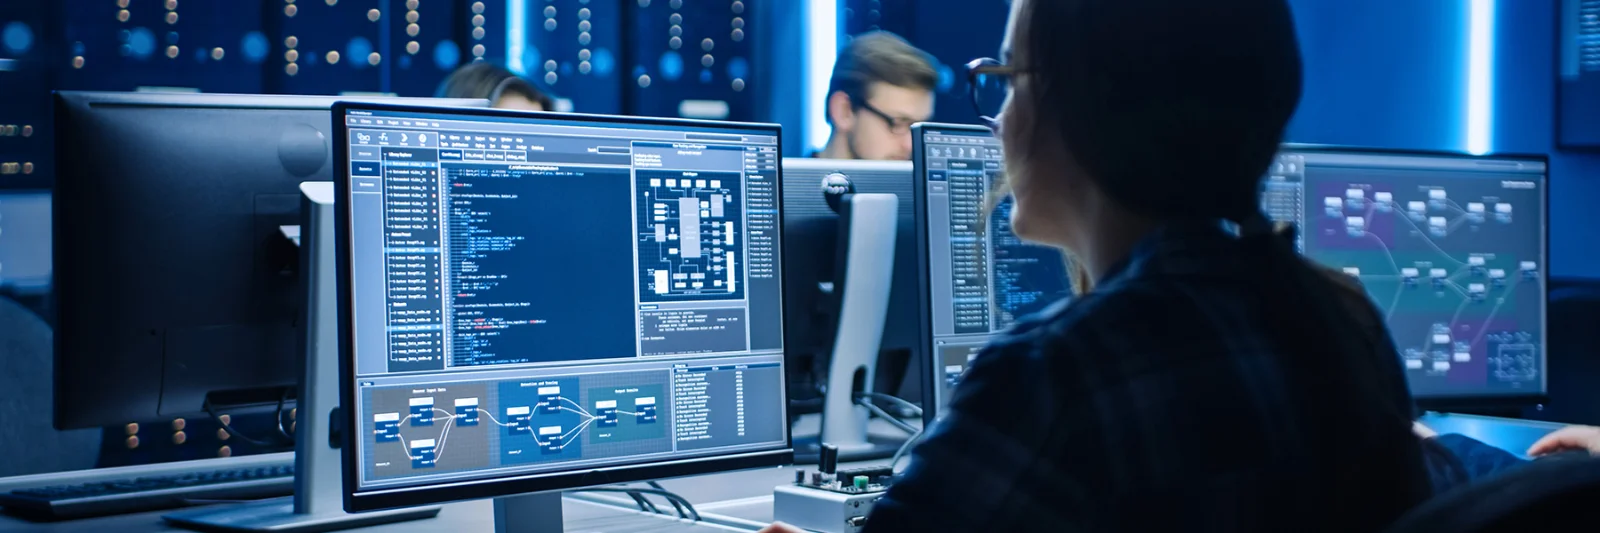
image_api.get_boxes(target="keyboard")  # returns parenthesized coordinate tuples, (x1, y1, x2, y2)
(0, 453, 294, 521)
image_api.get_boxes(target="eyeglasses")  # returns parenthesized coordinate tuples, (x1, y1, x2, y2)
(850, 97, 917, 135)
(966, 57, 1018, 133)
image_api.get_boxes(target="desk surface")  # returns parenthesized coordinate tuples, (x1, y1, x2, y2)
(1417, 412, 1564, 459)
(0, 497, 740, 533)
(0, 414, 1561, 532)
(0, 415, 909, 533)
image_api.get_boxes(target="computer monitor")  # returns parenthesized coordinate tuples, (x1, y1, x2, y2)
(1266, 146, 1549, 403)
(333, 103, 790, 512)
(779, 159, 921, 410)
(911, 123, 1073, 422)
(51, 92, 485, 430)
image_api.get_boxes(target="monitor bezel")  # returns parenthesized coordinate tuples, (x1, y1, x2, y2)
(332, 101, 793, 513)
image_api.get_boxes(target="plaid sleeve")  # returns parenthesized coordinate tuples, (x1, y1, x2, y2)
(864, 335, 1093, 533)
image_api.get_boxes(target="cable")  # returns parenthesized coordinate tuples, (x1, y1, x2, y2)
(627, 492, 661, 515)
(647, 481, 687, 519)
(579, 486, 697, 518)
(203, 389, 293, 448)
(273, 387, 295, 443)
(568, 487, 700, 521)
(855, 397, 919, 435)
(568, 488, 666, 518)
(890, 428, 924, 473)
(858, 392, 922, 417)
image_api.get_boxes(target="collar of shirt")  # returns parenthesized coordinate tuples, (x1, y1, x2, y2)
(1094, 221, 1246, 287)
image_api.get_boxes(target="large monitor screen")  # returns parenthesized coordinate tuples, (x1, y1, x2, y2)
(913, 124, 1072, 417)
(1265, 147, 1548, 399)
(336, 104, 789, 505)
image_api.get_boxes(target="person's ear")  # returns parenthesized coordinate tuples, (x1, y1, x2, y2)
(827, 91, 856, 131)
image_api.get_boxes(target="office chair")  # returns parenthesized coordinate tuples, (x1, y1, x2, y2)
(1384, 453, 1600, 533)
(1524, 277, 1600, 425)
(0, 296, 100, 477)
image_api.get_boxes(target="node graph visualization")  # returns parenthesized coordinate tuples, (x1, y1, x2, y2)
(359, 370, 678, 481)
(496, 370, 673, 466)
(635, 168, 747, 302)
(1294, 163, 1545, 397)
(364, 382, 493, 481)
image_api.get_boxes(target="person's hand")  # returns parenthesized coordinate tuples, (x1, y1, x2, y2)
(1527, 425, 1600, 457)
(758, 522, 808, 533)
(1412, 421, 1438, 440)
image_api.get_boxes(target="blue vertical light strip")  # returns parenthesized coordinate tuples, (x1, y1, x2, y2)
(805, 0, 839, 153)
(1466, 0, 1494, 155)
(507, 0, 527, 75)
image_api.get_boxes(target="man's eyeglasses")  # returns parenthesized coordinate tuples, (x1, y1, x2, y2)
(850, 97, 917, 135)
(966, 57, 1017, 133)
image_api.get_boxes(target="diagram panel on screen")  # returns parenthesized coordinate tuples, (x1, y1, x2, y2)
(1263, 149, 1547, 398)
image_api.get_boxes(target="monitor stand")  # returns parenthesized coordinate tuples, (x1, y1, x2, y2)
(161, 182, 440, 532)
(793, 193, 904, 464)
(492, 493, 564, 533)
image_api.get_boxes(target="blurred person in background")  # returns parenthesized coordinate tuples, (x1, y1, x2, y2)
(436, 61, 555, 111)
(815, 31, 937, 161)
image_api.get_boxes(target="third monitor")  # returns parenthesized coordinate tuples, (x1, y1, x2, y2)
(913, 125, 1549, 420)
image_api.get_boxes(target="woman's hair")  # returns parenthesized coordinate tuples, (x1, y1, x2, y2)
(999, 1, 1391, 380)
(435, 62, 554, 109)
(1017, 0, 1303, 225)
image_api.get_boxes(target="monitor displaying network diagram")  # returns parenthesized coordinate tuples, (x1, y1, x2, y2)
(914, 124, 1073, 415)
(338, 105, 789, 495)
(1264, 148, 1548, 398)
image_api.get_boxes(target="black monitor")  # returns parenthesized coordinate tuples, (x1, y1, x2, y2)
(911, 123, 1073, 422)
(779, 159, 921, 412)
(51, 92, 484, 430)
(333, 103, 790, 512)
(1267, 146, 1549, 404)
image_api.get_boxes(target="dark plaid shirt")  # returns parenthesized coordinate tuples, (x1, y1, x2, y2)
(868, 224, 1432, 532)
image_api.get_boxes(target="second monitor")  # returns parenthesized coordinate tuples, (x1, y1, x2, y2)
(1266, 146, 1548, 403)
(780, 158, 922, 415)
(912, 123, 1073, 421)
(912, 126, 1550, 419)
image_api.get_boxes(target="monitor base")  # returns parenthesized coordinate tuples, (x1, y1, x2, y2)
(161, 497, 439, 533)
(791, 434, 904, 465)
(493, 492, 563, 533)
